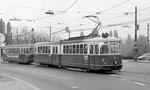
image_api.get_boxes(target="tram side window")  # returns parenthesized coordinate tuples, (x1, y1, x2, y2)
(40, 46, 44, 53)
(45, 46, 48, 53)
(43, 46, 46, 54)
(56, 47, 58, 54)
(66, 45, 69, 54)
(84, 44, 88, 54)
(14, 48, 16, 53)
(26, 48, 30, 54)
(38, 46, 43, 53)
(63, 45, 65, 54)
(30, 48, 34, 54)
(10, 48, 12, 53)
(23, 48, 25, 54)
(73, 45, 76, 54)
(76, 45, 79, 54)
(100, 45, 109, 54)
(80, 44, 83, 54)
(95, 44, 99, 54)
(38, 47, 40, 53)
(90, 45, 94, 54)
(48, 46, 51, 54)
(21, 48, 23, 54)
(15, 48, 20, 54)
(52, 47, 55, 54)
(69, 45, 72, 54)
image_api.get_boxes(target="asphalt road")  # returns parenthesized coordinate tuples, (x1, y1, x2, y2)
(0, 60, 150, 90)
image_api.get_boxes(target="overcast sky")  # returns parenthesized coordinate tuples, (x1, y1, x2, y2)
(0, 0, 150, 39)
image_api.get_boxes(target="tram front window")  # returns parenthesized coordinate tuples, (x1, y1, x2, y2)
(100, 45, 109, 54)
(110, 42, 119, 53)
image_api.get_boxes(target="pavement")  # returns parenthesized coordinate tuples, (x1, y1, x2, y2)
(0, 74, 34, 90)
(0, 59, 34, 90)
(0, 59, 150, 90)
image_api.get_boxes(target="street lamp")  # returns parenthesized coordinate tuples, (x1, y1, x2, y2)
(9, 17, 22, 21)
(65, 26, 70, 39)
(45, 10, 54, 14)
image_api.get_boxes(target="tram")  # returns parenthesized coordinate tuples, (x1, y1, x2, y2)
(34, 36, 122, 71)
(3, 44, 34, 64)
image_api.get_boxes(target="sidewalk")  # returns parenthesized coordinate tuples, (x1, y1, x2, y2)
(127, 59, 150, 63)
(0, 58, 34, 90)
(0, 74, 34, 90)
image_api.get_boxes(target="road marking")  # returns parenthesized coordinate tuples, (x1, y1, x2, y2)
(3, 67, 68, 80)
(110, 74, 117, 77)
(133, 82, 145, 86)
(122, 78, 128, 81)
(72, 86, 79, 89)
(1, 73, 41, 90)
(41, 74, 68, 80)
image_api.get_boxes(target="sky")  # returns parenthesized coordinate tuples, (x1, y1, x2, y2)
(0, 0, 150, 39)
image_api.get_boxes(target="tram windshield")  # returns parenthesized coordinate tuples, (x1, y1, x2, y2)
(110, 42, 120, 54)
(100, 41, 120, 54)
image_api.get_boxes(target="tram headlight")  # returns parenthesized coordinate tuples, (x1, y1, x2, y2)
(113, 61, 117, 65)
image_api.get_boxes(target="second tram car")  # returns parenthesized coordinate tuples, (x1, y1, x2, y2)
(34, 42, 61, 66)
(3, 44, 34, 64)
(34, 36, 122, 71)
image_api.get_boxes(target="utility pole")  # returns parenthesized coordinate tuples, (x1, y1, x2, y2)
(49, 26, 51, 42)
(31, 28, 34, 43)
(134, 6, 138, 61)
(135, 6, 138, 42)
(147, 23, 149, 53)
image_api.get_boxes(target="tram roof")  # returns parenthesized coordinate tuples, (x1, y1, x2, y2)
(5, 44, 34, 48)
(34, 41, 60, 46)
(62, 37, 121, 44)
(34, 37, 120, 45)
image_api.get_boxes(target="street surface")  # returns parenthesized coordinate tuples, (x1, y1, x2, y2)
(0, 60, 150, 90)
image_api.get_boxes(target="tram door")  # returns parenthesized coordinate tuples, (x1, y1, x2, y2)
(52, 46, 56, 65)
(89, 44, 95, 69)
(52, 46, 59, 65)
(88, 44, 99, 70)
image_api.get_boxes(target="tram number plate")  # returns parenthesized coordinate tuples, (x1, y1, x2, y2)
(84, 55, 88, 63)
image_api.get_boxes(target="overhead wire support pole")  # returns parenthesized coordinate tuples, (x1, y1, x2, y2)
(49, 26, 51, 42)
(135, 6, 138, 42)
(147, 23, 149, 53)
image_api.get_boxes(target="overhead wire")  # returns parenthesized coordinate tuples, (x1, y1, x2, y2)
(64, 0, 78, 13)
(3, 0, 150, 36)
(34, 0, 78, 21)
(92, 0, 130, 16)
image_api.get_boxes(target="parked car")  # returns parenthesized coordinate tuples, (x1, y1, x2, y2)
(138, 53, 150, 60)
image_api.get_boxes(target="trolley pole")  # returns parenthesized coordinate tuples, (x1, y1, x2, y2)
(147, 23, 150, 53)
